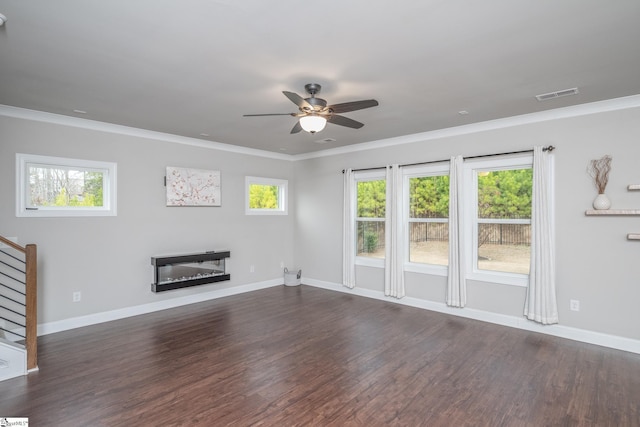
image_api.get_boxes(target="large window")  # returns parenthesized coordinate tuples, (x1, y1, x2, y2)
(16, 153, 117, 217)
(344, 153, 542, 288)
(355, 171, 386, 260)
(245, 176, 288, 215)
(404, 164, 450, 270)
(465, 155, 533, 285)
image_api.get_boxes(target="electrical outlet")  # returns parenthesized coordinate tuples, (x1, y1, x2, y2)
(570, 299, 580, 312)
(73, 291, 81, 303)
(250, 265, 255, 273)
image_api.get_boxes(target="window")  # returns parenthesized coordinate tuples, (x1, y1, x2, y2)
(404, 164, 450, 270)
(16, 153, 117, 217)
(465, 155, 533, 285)
(355, 171, 386, 261)
(245, 176, 288, 215)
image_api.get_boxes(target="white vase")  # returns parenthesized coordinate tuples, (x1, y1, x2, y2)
(593, 193, 611, 210)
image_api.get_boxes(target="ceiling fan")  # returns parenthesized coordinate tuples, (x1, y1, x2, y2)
(243, 83, 379, 134)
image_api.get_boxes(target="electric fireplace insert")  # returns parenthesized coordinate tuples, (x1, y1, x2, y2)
(151, 250, 230, 292)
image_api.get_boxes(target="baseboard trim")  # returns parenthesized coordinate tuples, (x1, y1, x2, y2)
(36, 277, 640, 355)
(0, 339, 27, 381)
(304, 278, 640, 355)
(38, 279, 283, 336)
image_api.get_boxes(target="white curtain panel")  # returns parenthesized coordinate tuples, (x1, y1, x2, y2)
(384, 166, 392, 294)
(447, 155, 466, 307)
(385, 165, 405, 298)
(342, 168, 356, 289)
(524, 147, 558, 324)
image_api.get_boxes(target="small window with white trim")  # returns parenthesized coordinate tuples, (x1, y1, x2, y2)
(245, 176, 288, 215)
(16, 153, 117, 217)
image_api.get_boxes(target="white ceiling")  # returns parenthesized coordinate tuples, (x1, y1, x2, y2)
(1, 1, 639, 156)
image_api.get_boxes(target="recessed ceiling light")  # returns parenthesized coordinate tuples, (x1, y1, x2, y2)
(458, 110, 469, 115)
(0, 13, 7, 26)
(73, 109, 87, 114)
(315, 137, 336, 144)
(199, 133, 210, 137)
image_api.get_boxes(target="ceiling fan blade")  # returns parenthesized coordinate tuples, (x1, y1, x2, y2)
(243, 113, 295, 117)
(327, 99, 379, 114)
(327, 114, 364, 129)
(283, 91, 313, 110)
(290, 121, 303, 134)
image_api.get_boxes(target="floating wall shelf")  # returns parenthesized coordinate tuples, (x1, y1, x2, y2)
(585, 209, 640, 216)
(585, 185, 640, 239)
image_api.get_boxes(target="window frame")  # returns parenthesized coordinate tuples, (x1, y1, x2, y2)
(16, 153, 117, 218)
(244, 176, 288, 215)
(354, 170, 386, 268)
(463, 154, 533, 287)
(403, 163, 450, 276)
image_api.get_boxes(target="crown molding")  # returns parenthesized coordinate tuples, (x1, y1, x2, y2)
(0, 104, 292, 161)
(293, 94, 640, 160)
(3, 94, 639, 162)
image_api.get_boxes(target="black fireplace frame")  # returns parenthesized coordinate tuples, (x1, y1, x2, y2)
(151, 250, 231, 292)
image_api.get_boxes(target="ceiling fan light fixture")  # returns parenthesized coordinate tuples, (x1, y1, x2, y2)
(299, 115, 327, 133)
(244, 84, 378, 134)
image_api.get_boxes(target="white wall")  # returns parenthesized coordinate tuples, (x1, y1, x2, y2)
(2, 99, 640, 346)
(294, 100, 640, 342)
(0, 113, 295, 324)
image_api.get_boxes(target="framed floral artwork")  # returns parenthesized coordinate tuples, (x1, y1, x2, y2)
(166, 167, 221, 206)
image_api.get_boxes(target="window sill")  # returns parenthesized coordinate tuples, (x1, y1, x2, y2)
(466, 271, 528, 287)
(404, 263, 448, 276)
(245, 210, 288, 216)
(355, 257, 384, 268)
(17, 208, 117, 218)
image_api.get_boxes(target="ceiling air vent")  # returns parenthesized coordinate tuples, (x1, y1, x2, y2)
(536, 87, 579, 101)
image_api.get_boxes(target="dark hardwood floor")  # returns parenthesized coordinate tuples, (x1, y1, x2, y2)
(1, 285, 639, 426)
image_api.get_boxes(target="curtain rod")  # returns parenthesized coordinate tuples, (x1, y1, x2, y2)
(342, 145, 555, 173)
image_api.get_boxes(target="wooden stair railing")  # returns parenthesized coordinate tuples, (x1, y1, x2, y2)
(0, 235, 37, 371)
